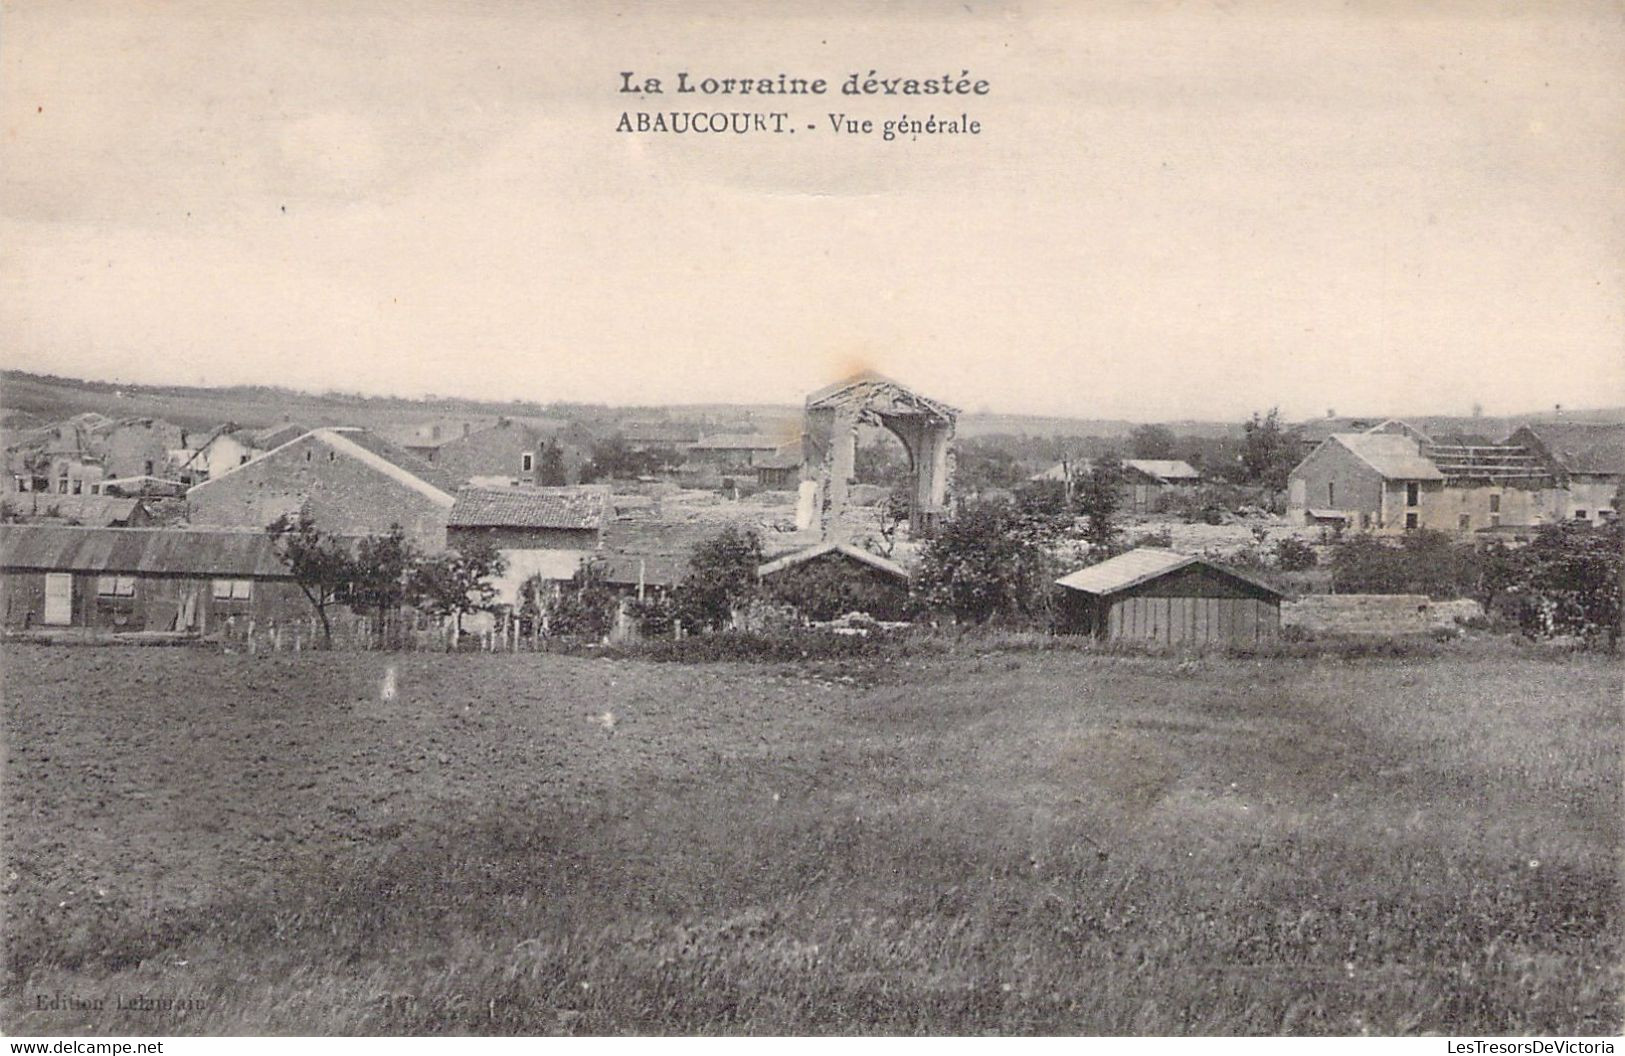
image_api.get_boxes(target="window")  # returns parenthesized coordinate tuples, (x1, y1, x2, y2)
(1488, 494, 1501, 513)
(96, 575, 136, 597)
(305, 451, 313, 462)
(212, 579, 253, 600)
(1406, 482, 1419, 506)
(1405, 512, 1419, 530)
(239, 455, 249, 465)
(328, 451, 336, 462)
(13, 476, 27, 492)
(1326, 481, 1335, 505)
(1458, 514, 1470, 530)
(57, 478, 68, 494)
(70, 479, 82, 495)
(144, 460, 155, 475)
(1574, 510, 1588, 520)
(522, 452, 535, 473)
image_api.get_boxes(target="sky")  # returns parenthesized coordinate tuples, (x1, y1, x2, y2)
(2, 0, 1622, 422)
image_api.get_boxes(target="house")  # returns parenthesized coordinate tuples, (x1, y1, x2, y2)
(445, 486, 608, 550)
(174, 425, 261, 484)
(417, 418, 586, 486)
(1287, 432, 1446, 532)
(100, 418, 188, 481)
(756, 541, 912, 621)
(446, 486, 610, 620)
(186, 427, 458, 550)
(754, 444, 803, 489)
(5, 420, 105, 495)
(0, 524, 312, 632)
(1054, 548, 1285, 644)
(686, 433, 784, 467)
(1506, 423, 1625, 523)
(1027, 458, 1203, 513)
(1120, 460, 1203, 513)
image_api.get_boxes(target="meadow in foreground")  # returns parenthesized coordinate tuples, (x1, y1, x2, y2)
(2, 643, 1618, 1034)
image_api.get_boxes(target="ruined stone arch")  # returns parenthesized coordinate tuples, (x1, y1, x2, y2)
(800, 372, 958, 539)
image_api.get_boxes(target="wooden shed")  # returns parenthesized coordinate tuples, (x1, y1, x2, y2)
(0, 524, 312, 633)
(1054, 548, 1285, 645)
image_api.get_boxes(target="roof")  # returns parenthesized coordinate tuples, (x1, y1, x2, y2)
(1124, 459, 1202, 482)
(689, 433, 784, 452)
(323, 428, 461, 495)
(0, 525, 289, 577)
(252, 423, 306, 449)
(1305, 508, 1351, 521)
(187, 427, 458, 505)
(1054, 547, 1285, 598)
(447, 486, 609, 531)
(5, 495, 143, 526)
(1513, 423, 1625, 476)
(1326, 433, 1444, 480)
(757, 541, 910, 581)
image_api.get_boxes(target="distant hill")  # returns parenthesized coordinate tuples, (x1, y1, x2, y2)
(1, 369, 1618, 443)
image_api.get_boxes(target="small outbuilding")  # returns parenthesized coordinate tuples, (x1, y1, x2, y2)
(757, 541, 912, 621)
(1054, 548, 1285, 645)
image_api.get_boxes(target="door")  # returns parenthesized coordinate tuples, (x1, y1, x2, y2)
(43, 573, 72, 625)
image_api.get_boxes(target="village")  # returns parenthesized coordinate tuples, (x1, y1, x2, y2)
(0, 370, 1619, 650)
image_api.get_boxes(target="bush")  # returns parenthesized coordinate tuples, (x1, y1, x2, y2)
(1274, 537, 1318, 571)
(761, 558, 913, 622)
(915, 502, 1054, 625)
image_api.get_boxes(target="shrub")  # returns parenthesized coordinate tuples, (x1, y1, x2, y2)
(1274, 537, 1318, 571)
(915, 502, 1053, 625)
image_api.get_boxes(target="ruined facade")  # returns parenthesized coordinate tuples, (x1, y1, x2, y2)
(801, 373, 957, 538)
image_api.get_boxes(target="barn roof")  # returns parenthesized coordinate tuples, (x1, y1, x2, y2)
(448, 486, 609, 530)
(1055, 547, 1285, 598)
(757, 541, 910, 581)
(0, 524, 289, 577)
(1327, 433, 1444, 481)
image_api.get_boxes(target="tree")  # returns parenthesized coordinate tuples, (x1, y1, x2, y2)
(342, 524, 415, 643)
(408, 539, 507, 646)
(537, 444, 568, 486)
(548, 562, 619, 639)
(1501, 521, 1622, 647)
(1074, 456, 1125, 548)
(675, 525, 764, 632)
(914, 501, 1051, 624)
(267, 507, 351, 646)
(1129, 424, 1178, 460)
(1241, 408, 1297, 491)
(873, 485, 911, 557)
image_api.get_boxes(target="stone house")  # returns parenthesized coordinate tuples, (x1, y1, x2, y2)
(185, 427, 458, 550)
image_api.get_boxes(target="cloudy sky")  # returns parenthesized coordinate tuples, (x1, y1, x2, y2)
(2, 0, 1621, 420)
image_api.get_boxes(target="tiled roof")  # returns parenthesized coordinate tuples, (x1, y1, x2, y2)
(448, 486, 608, 530)
(6, 495, 143, 526)
(0, 524, 289, 577)
(1055, 547, 1284, 598)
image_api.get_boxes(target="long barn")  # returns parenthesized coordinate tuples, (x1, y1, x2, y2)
(1054, 548, 1285, 645)
(0, 524, 313, 633)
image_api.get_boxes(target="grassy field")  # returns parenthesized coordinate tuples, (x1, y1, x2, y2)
(2, 643, 1619, 1035)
